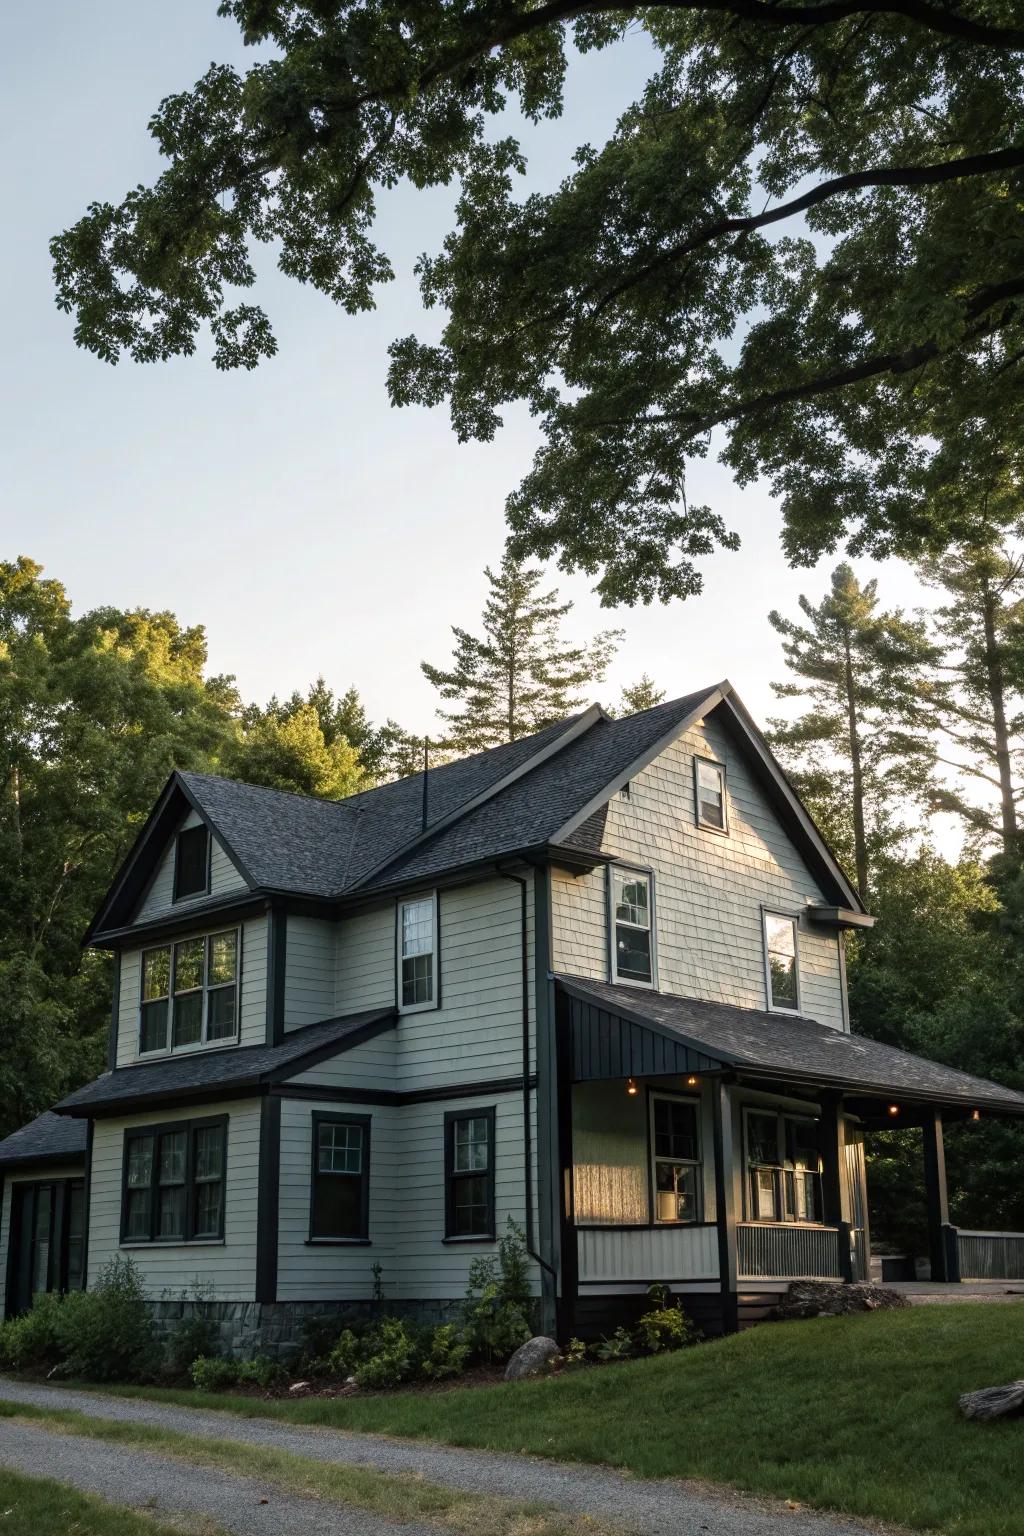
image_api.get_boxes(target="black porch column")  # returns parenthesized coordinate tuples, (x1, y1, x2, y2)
(922, 1107, 957, 1282)
(819, 1094, 853, 1282)
(712, 1077, 739, 1334)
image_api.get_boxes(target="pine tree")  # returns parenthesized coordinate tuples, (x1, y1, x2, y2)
(767, 564, 936, 904)
(421, 554, 622, 751)
(918, 530, 1024, 859)
(618, 675, 666, 716)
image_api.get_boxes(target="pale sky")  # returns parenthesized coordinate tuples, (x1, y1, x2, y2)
(3, 3, 936, 756)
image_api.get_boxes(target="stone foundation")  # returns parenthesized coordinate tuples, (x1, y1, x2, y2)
(146, 1297, 467, 1362)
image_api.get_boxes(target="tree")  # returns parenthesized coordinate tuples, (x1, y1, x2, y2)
(767, 564, 935, 902)
(617, 675, 667, 716)
(422, 553, 621, 749)
(51, 3, 1024, 604)
(918, 525, 1024, 858)
(228, 700, 367, 797)
(263, 677, 419, 784)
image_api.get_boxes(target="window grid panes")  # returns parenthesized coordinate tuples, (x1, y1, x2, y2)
(121, 1120, 226, 1244)
(612, 869, 653, 985)
(139, 930, 239, 1055)
(745, 1111, 822, 1224)
(447, 1113, 493, 1238)
(400, 897, 435, 1008)
(652, 1098, 702, 1223)
(696, 759, 726, 830)
(764, 913, 799, 1010)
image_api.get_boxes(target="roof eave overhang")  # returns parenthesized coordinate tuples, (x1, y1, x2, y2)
(0, 1149, 89, 1171)
(733, 1064, 1024, 1117)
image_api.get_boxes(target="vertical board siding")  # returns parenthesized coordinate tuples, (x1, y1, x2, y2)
(284, 916, 336, 1031)
(87, 1099, 261, 1299)
(552, 719, 846, 1030)
(115, 914, 267, 1067)
(136, 810, 246, 922)
(577, 1225, 719, 1283)
(737, 1222, 841, 1278)
(0, 1165, 86, 1321)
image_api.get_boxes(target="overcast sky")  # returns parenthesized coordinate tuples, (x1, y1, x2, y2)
(3, 2, 932, 744)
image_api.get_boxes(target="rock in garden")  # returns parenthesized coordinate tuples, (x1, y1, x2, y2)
(504, 1336, 561, 1381)
(288, 1381, 310, 1394)
(773, 1281, 909, 1320)
(959, 1382, 1024, 1421)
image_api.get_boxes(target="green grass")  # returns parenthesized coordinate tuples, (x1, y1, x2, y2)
(85, 1305, 1024, 1535)
(0, 1403, 619, 1536)
(0, 1466, 225, 1536)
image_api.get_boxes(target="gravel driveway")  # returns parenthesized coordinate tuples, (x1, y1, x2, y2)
(0, 1376, 895, 1536)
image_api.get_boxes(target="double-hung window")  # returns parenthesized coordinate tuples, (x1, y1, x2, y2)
(397, 894, 437, 1010)
(610, 867, 654, 986)
(444, 1108, 495, 1239)
(694, 757, 727, 832)
(139, 929, 239, 1055)
(173, 824, 210, 901)
(651, 1095, 702, 1223)
(763, 912, 800, 1011)
(745, 1110, 822, 1224)
(310, 1114, 371, 1241)
(121, 1117, 227, 1244)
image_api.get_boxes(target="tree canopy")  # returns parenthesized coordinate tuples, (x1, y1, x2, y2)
(52, 0, 1024, 602)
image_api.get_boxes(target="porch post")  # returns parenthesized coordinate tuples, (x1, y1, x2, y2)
(711, 1077, 739, 1334)
(819, 1094, 853, 1282)
(922, 1107, 956, 1282)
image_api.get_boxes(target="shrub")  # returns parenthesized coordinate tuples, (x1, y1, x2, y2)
(238, 1355, 288, 1391)
(593, 1326, 635, 1362)
(166, 1311, 222, 1376)
(419, 1323, 471, 1381)
(325, 1327, 364, 1379)
(62, 1256, 159, 1383)
(352, 1317, 418, 1390)
(0, 1291, 83, 1372)
(593, 1286, 699, 1363)
(190, 1354, 239, 1392)
(463, 1217, 533, 1362)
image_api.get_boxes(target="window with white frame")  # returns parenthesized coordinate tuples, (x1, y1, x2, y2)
(650, 1095, 702, 1223)
(694, 757, 727, 832)
(139, 929, 239, 1055)
(745, 1109, 822, 1224)
(610, 867, 654, 986)
(763, 912, 800, 1011)
(398, 894, 437, 1010)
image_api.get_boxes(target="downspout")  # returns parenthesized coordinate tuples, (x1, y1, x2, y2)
(501, 870, 558, 1284)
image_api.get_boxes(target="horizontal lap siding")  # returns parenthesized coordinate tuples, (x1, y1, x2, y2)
(137, 811, 246, 921)
(87, 1099, 261, 1300)
(284, 917, 335, 1031)
(552, 719, 845, 1031)
(334, 908, 393, 1013)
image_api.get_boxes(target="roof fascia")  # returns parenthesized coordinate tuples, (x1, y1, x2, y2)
(715, 694, 864, 912)
(807, 905, 876, 930)
(549, 688, 727, 847)
(346, 705, 605, 895)
(735, 1063, 1024, 1115)
(0, 1149, 88, 1172)
(82, 773, 186, 944)
(88, 890, 339, 950)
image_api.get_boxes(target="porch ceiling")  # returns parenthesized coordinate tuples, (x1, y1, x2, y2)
(556, 975, 1024, 1116)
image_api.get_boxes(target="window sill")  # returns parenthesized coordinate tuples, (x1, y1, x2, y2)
(132, 1039, 240, 1066)
(696, 820, 729, 837)
(442, 1234, 496, 1245)
(119, 1239, 225, 1249)
(305, 1238, 372, 1247)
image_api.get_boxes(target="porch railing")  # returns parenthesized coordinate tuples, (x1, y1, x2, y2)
(737, 1222, 843, 1280)
(955, 1229, 1024, 1281)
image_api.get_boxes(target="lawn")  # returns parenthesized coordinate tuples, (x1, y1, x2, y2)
(0, 1466, 223, 1536)
(97, 1305, 1024, 1535)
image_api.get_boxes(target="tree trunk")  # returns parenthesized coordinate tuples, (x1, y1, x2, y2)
(843, 630, 870, 904)
(980, 582, 1017, 857)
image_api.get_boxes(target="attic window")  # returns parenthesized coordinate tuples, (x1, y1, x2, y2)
(694, 757, 727, 833)
(174, 825, 210, 902)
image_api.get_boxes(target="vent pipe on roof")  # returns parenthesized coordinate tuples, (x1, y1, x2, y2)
(421, 738, 430, 832)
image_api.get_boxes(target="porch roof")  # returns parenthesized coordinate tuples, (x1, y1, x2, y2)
(556, 976, 1024, 1115)
(0, 1111, 88, 1170)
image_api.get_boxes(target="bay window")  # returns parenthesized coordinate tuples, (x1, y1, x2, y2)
(139, 929, 239, 1055)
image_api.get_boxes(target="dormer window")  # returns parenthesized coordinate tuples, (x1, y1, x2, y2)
(397, 893, 438, 1011)
(694, 757, 727, 833)
(173, 824, 210, 902)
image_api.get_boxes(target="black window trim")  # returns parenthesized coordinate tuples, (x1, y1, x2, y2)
(607, 861, 657, 989)
(647, 1087, 704, 1226)
(137, 925, 242, 1059)
(4, 1175, 87, 1318)
(693, 754, 728, 835)
(119, 1114, 228, 1246)
(307, 1111, 372, 1245)
(443, 1106, 496, 1242)
(172, 822, 212, 904)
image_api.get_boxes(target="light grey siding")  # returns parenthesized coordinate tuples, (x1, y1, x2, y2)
(136, 810, 246, 922)
(0, 1165, 84, 1321)
(552, 716, 846, 1030)
(87, 1099, 261, 1300)
(284, 916, 335, 1031)
(115, 913, 267, 1067)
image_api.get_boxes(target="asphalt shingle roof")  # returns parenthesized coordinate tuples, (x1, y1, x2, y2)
(557, 975, 1024, 1112)
(54, 1007, 396, 1117)
(0, 1111, 88, 1169)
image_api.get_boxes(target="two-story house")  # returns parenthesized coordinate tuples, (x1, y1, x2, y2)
(3, 682, 1024, 1350)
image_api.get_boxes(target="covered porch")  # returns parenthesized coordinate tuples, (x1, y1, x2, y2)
(553, 976, 1024, 1336)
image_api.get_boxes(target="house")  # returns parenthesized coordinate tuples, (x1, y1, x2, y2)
(3, 682, 1024, 1351)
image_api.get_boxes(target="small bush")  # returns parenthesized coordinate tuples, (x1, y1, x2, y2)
(0, 1292, 83, 1372)
(190, 1354, 239, 1392)
(166, 1312, 222, 1376)
(325, 1327, 364, 1378)
(463, 1217, 533, 1362)
(238, 1355, 288, 1391)
(593, 1325, 635, 1362)
(419, 1323, 471, 1381)
(352, 1317, 418, 1390)
(594, 1286, 699, 1363)
(62, 1256, 159, 1383)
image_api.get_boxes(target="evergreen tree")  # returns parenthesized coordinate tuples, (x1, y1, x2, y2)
(618, 675, 666, 716)
(768, 564, 936, 903)
(918, 527, 1024, 858)
(422, 554, 622, 750)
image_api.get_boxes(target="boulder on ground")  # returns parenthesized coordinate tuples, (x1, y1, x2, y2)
(773, 1281, 909, 1320)
(504, 1336, 561, 1381)
(959, 1381, 1024, 1421)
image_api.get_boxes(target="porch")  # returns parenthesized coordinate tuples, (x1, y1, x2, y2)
(553, 975, 1024, 1336)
